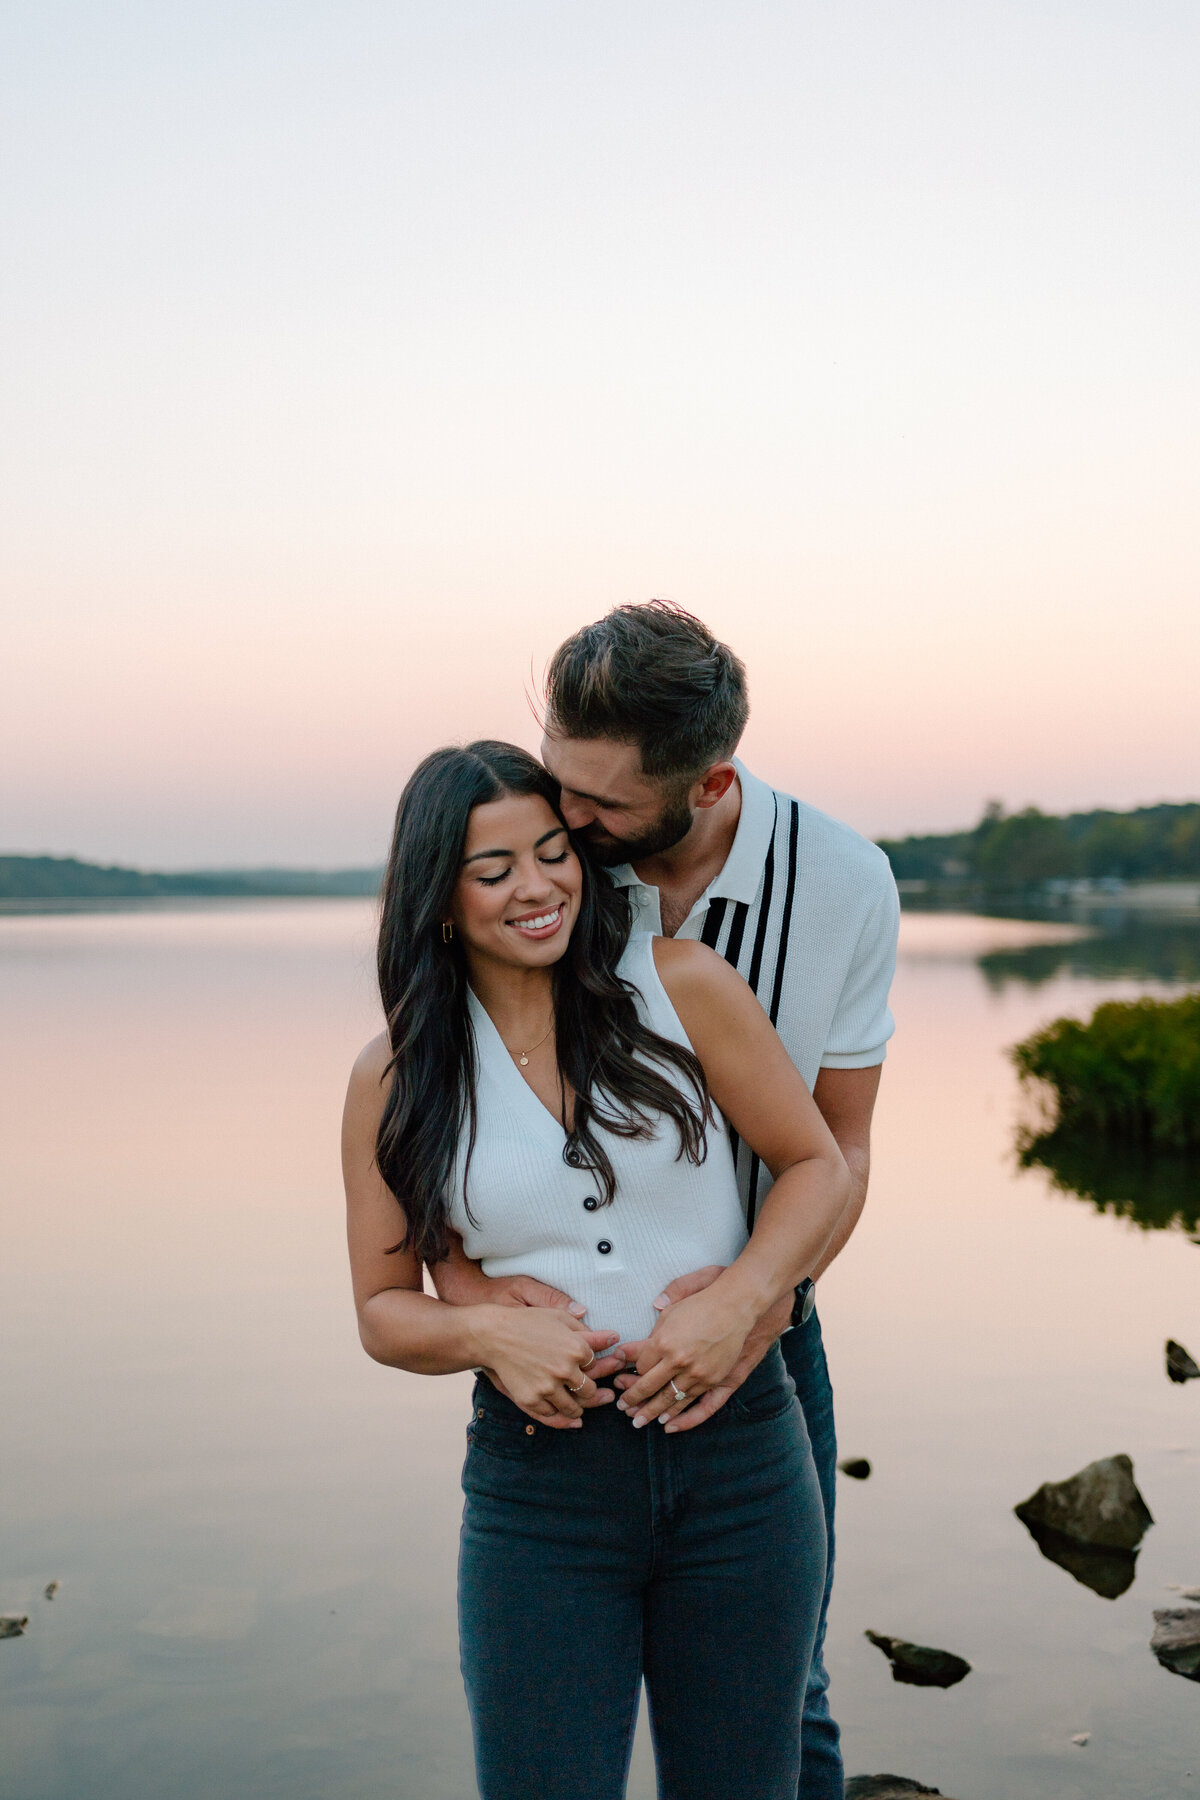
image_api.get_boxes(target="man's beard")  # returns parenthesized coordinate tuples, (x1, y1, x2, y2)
(576, 793, 695, 867)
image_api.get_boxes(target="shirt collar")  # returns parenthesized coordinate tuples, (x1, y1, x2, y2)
(605, 759, 777, 906)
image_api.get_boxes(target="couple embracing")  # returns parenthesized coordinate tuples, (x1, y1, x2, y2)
(342, 601, 898, 1800)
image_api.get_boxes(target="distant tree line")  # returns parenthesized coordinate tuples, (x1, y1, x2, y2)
(878, 801, 1200, 889)
(0, 855, 382, 901)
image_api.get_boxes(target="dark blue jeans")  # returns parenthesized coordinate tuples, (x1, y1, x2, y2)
(459, 1344, 826, 1800)
(782, 1309, 841, 1800)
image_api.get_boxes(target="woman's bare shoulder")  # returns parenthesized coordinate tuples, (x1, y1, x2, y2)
(345, 1031, 393, 1119)
(650, 934, 750, 1011)
(651, 933, 733, 985)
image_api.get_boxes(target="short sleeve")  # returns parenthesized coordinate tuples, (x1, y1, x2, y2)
(819, 864, 900, 1070)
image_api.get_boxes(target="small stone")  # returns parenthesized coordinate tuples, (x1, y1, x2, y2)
(1071, 1733, 1090, 1746)
(1166, 1340, 1200, 1383)
(865, 1631, 971, 1688)
(0, 1615, 29, 1639)
(1014, 1454, 1153, 1551)
(1151, 1608, 1200, 1682)
(839, 1457, 872, 1480)
(844, 1779, 947, 1798)
(44, 1580, 60, 1601)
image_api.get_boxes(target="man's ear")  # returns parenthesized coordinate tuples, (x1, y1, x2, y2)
(691, 762, 738, 810)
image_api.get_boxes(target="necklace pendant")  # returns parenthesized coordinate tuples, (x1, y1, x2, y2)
(519, 1054, 529, 1066)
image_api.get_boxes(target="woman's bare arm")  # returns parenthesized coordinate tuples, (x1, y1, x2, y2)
(342, 1033, 617, 1425)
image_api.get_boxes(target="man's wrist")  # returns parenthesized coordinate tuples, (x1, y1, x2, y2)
(789, 1278, 816, 1329)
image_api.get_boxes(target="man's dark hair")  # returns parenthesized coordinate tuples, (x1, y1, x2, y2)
(545, 600, 749, 780)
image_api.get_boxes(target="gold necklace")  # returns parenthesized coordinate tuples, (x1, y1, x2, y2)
(505, 1016, 555, 1067)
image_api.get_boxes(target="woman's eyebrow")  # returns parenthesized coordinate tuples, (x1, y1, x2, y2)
(462, 826, 566, 866)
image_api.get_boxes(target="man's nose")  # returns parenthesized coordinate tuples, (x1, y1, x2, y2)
(557, 792, 595, 831)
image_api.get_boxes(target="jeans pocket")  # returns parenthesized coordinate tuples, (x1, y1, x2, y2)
(727, 1349, 798, 1424)
(729, 1387, 798, 1425)
(466, 1405, 548, 1463)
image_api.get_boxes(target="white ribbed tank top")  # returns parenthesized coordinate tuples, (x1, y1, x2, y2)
(448, 933, 749, 1347)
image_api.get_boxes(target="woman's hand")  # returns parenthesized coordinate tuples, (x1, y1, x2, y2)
(476, 1305, 620, 1429)
(614, 1284, 758, 1429)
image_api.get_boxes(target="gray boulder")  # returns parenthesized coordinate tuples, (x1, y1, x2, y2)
(845, 1780, 949, 1798)
(865, 1632, 971, 1688)
(839, 1457, 872, 1480)
(1014, 1454, 1153, 1550)
(1151, 1607, 1200, 1681)
(0, 1615, 29, 1639)
(1166, 1339, 1200, 1383)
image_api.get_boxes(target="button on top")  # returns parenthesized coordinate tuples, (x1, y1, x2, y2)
(596, 1239, 613, 1255)
(525, 1424, 535, 1436)
(582, 1196, 598, 1212)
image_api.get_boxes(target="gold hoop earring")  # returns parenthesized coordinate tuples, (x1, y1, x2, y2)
(442, 922, 454, 943)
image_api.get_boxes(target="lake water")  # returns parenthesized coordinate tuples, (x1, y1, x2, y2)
(2, 901, 1198, 1800)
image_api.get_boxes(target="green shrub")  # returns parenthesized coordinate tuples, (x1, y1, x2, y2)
(1012, 991, 1200, 1149)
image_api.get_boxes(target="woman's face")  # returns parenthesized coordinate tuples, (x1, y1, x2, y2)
(449, 791, 584, 973)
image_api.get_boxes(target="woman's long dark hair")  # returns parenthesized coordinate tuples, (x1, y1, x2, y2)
(376, 740, 710, 1263)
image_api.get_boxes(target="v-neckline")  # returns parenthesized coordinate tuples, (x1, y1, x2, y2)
(467, 987, 571, 1140)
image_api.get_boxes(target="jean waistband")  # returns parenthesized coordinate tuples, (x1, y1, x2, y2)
(475, 1340, 794, 1424)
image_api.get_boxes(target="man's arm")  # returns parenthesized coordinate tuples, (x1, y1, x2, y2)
(615, 1061, 883, 1429)
(808, 1063, 880, 1279)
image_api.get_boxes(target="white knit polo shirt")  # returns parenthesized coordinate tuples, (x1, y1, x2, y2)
(609, 761, 899, 1222)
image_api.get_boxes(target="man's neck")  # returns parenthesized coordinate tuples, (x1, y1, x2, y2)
(632, 776, 742, 936)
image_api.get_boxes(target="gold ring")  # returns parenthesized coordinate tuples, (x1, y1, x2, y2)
(565, 1377, 585, 1394)
(581, 1348, 595, 1369)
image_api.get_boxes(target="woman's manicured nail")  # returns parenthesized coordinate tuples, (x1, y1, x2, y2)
(615, 1399, 628, 1412)
(568, 1302, 587, 1317)
(652, 1295, 669, 1309)
(632, 1415, 647, 1429)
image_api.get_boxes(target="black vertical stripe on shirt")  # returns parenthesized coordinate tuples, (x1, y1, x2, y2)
(745, 799, 801, 1227)
(723, 899, 750, 970)
(744, 796, 779, 996)
(766, 800, 801, 1027)
(699, 898, 729, 950)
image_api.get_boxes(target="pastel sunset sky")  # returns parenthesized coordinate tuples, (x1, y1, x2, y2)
(4, 2, 1197, 866)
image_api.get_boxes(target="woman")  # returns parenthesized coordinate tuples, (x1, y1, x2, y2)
(342, 741, 851, 1800)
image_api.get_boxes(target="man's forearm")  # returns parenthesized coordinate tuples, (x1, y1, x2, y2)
(808, 1143, 869, 1281)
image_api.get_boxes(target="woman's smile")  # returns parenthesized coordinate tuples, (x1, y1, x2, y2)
(506, 905, 564, 940)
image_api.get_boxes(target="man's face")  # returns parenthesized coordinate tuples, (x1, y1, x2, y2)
(540, 732, 694, 866)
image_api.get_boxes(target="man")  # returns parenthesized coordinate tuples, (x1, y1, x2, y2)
(437, 601, 899, 1800)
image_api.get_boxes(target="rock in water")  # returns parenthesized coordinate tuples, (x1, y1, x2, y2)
(44, 1580, 60, 1601)
(844, 1779, 948, 1798)
(0, 1616, 29, 1639)
(864, 1632, 971, 1688)
(839, 1457, 872, 1480)
(1014, 1454, 1153, 1550)
(1166, 1339, 1200, 1383)
(1151, 1608, 1200, 1681)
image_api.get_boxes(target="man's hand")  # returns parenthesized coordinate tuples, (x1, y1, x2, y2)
(430, 1237, 625, 1406)
(613, 1265, 794, 1432)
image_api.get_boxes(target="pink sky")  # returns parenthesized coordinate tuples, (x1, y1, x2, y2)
(4, 4, 1197, 866)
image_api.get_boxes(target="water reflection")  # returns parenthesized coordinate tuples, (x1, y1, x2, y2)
(978, 914, 1200, 990)
(1018, 1129, 1200, 1237)
(1013, 1520, 1140, 1600)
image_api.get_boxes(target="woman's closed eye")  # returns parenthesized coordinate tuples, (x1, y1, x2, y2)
(477, 850, 568, 887)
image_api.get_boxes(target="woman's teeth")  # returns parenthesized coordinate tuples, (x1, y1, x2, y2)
(509, 908, 561, 933)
